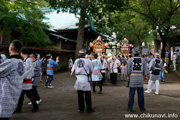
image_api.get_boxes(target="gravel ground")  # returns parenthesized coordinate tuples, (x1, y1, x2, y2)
(11, 70, 180, 120)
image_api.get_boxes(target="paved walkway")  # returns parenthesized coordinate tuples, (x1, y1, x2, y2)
(11, 70, 180, 120)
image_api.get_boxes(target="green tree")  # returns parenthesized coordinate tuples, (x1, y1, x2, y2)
(47, 0, 124, 58)
(0, 0, 51, 47)
(127, 0, 180, 58)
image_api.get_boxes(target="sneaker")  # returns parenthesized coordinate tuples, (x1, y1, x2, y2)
(44, 86, 47, 88)
(48, 86, 54, 89)
(145, 90, 151, 93)
(28, 102, 32, 105)
(155, 92, 159, 95)
(28, 100, 39, 105)
(37, 99, 42, 104)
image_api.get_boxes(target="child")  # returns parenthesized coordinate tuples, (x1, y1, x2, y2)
(120, 62, 126, 81)
(45, 54, 59, 88)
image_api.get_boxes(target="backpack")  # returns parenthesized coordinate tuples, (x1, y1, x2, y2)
(152, 58, 161, 75)
(131, 57, 143, 73)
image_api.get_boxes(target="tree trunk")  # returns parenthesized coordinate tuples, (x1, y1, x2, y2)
(136, 35, 142, 53)
(161, 37, 167, 59)
(75, 0, 86, 59)
(154, 39, 160, 52)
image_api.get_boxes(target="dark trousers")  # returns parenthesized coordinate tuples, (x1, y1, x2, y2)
(0, 118, 9, 120)
(16, 90, 38, 111)
(128, 87, 145, 110)
(102, 73, 105, 82)
(110, 73, 117, 84)
(77, 90, 92, 112)
(92, 81, 103, 92)
(45, 75, 53, 86)
(32, 86, 40, 101)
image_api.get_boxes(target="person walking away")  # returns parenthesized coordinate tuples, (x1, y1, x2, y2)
(173, 52, 177, 71)
(73, 49, 95, 113)
(0, 47, 7, 64)
(120, 63, 126, 81)
(109, 56, 121, 85)
(100, 56, 108, 83)
(15, 48, 39, 113)
(125, 48, 148, 112)
(45, 54, 59, 88)
(29, 54, 42, 105)
(0, 40, 24, 119)
(145, 52, 163, 95)
(92, 53, 103, 94)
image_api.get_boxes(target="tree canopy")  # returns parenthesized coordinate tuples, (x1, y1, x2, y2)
(126, 0, 180, 57)
(0, 0, 51, 47)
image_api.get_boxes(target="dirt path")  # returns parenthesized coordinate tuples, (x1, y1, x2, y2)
(11, 71, 180, 120)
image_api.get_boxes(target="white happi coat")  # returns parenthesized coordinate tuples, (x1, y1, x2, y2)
(149, 58, 163, 81)
(22, 57, 34, 90)
(101, 59, 108, 73)
(74, 58, 93, 91)
(108, 58, 121, 73)
(125, 56, 148, 87)
(0, 55, 24, 118)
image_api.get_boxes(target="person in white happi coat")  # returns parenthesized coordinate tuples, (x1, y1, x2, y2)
(0, 40, 24, 119)
(125, 48, 148, 112)
(145, 52, 163, 95)
(15, 48, 39, 113)
(73, 49, 95, 113)
(108, 56, 121, 84)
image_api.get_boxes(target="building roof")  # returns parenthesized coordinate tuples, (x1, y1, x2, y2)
(41, 8, 108, 41)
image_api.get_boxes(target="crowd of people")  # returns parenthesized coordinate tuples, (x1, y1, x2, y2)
(71, 48, 179, 113)
(0, 40, 179, 119)
(0, 40, 59, 119)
